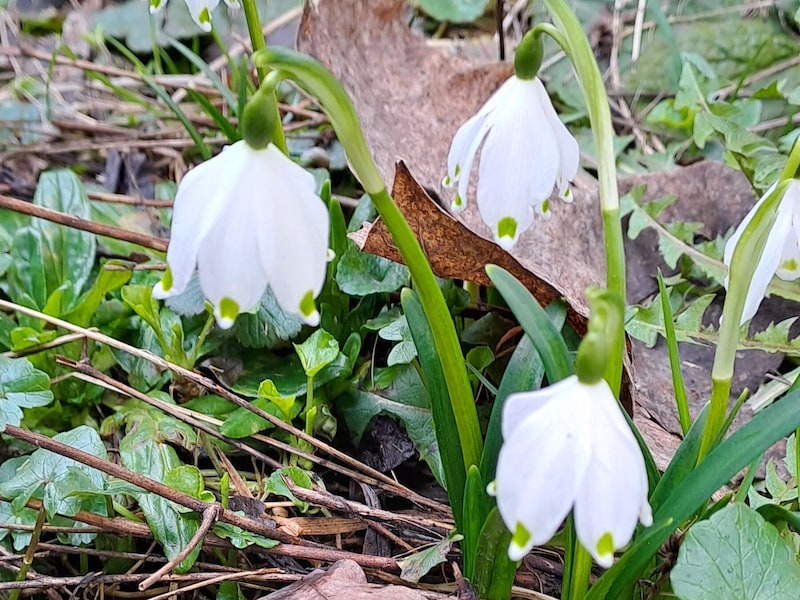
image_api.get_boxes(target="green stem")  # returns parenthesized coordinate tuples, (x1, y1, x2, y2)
(189, 311, 216, 367)
(9, 506, 46, 600)
(255, 48, 483, 474)
(698, 181, 789, 460)
(240, 0, 287, 153)
(305, 374, 315, 436)
(369, 190, 483, 471)
(565, 538, 592, 600)
(542, 0, 626, 396)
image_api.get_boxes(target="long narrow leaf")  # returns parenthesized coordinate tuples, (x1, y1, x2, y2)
(401, 288, 465, 531)
(485, 265, 574, 382)
(657, 271, 690, 434)
(165, 36, 239, 113)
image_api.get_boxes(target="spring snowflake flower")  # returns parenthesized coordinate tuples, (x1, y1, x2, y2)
(443, 76, 579, 250)
(724, 180, 800, 325)
(493, 375, 652, 567)
(149, 0, 239, 32)
(153, 141, 330, 329)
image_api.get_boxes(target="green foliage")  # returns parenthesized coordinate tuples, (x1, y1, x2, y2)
(0, 356, 53, 431)
(413, 0, 490, 23)
(670, 503, 800, 599)
(397, 530, 462, 582)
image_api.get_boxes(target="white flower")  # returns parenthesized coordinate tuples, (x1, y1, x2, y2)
(493, 375, 652, 567)
(724, 180, 800, 325)
(443, 76, 579, 250)
(153, 141, 330, 329)
(149, 0, 239, 32)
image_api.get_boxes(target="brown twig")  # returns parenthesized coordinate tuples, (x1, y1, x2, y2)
(0, 194, 168, 252)
(2, 425, 298, 546)
(0, 299, 450, 516)
(139, 504, 222, 590)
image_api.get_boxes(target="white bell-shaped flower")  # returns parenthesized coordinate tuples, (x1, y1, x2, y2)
(443, 76, 579, 250)
(153, 141, 330, 329)
(724, 180, 800, 325)
(493, 375, 652, 567)
(149, 0, 239, 32)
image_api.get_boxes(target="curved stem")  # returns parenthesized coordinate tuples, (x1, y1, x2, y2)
(542, 0, 626, 396)
(240, 0, 287, 153)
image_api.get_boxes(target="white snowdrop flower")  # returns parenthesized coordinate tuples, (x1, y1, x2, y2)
(493, 375, 652, 567)
(724, 180, 800, 325)
(153, 141, 330, 329)
(150, 0, 239, 32)
(443, 76, 579, 250)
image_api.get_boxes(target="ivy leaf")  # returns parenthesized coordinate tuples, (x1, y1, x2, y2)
(335, 241, 409, 296)
(398, 531, 462, 583)
(671, 503, 800, 600)
(0, 356, 53, 431)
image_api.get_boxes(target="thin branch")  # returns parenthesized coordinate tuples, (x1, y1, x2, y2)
(0, 194, 168, 252)
(139, 505, 222, 590)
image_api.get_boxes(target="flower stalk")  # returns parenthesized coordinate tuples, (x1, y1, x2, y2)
(254, 48, 483, 476)
(542, 0, 626, 396)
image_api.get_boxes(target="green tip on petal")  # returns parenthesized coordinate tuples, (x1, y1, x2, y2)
(442, 175, 452, 187)
(497, 216, 518, 250)
(781, 257, 799, 273)
(508, 522, 532, 561)
(199, 7, 212, 30)
(150, 0, 164, 12)
(486, 480, 497, 496)
(160, 267, 173, 293)
(452, 193, 463, 209)
(595, 532, 615, 567)
(541, 199, 550, 215)
(216, 297, 240, 329)
(299, 290, 320, 326)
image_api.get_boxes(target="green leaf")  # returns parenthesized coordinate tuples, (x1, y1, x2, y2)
(398, 531, 462, 583)
(164, 466, 215, 503)
(335, 241, 409, 296)
(221, 397, 284, 438)
(121, 285, 164, 340)
(213, 521, 280, 550)
(264, 467, 314, 511)
(8, 171, 96, 312)
(63, 261, 132, 327)
(0, 426, 106, 518)
(233, 288, 304, 348)
(294, 329, 339, 377)
(339, 364, 444, 486)
(486, 265, 574, 382)
(402, 288, 463, 528)
(415, 0, 490, 23)
(0, 356, 53, 431)
(378, 314, 418, 366)
(671, 503, 800, 599)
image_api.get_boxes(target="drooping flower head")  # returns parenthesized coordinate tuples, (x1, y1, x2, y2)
(491, 290, 652, 566)
(443, 30, 579, 250)
(150, 0, 240, 32)
(724, 179, 800, 325)
(153, 85, 330, 329)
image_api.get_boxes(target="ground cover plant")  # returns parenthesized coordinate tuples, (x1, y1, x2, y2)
(2, 0, 800, 598)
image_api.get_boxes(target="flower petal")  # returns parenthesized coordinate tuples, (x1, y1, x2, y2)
(185, 0, 219, 31)
(195, 186, 270, 328)
(257, 146, 330, 325)
(501, 376, 578, 441)
(157, 142, 250, 298)
(150, 0, 168, 13)
(496, 386, 591, 560)
(725, 183, 794, 324)
(476, 79, 560, 248)
(572, 381, 649, 568)
(533, 77, 580, 197)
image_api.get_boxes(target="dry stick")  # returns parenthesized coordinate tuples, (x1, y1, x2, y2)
(146, 568, 281, 600)
(87, 190, 173, 208)
(0, 299, 449, 516)
(0, 194, 168, 252)
(58, 358, 283, 470)
(2, 425, 298, 547)
(3, 332, 89, 359)
(139, 504, 222, 591)
(1, 495, 400, 572)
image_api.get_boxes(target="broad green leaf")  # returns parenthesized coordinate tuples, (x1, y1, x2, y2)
(213, 521, 280, 550)
(335, 241, 409, 296)
(264, 467, 314, 511)
(414, 0, 489, 23)
(378, 314, 418, 366)
(233, 288, 304, 348)
(398, 531, 462, 583)
(115, 400, 201, 572)
(164, 466, 215, 504)
(294, 329, 339, 377)
(0, 355, 53, 431)
(0, 426, 106, 518)
(64, 261, 132, 327)
(122, 285, 164, 340)
(339, 364, 444, 486)
(221, 398, 282, 438)
(8, 170, 96, 313)
(671, 503, 800, 600)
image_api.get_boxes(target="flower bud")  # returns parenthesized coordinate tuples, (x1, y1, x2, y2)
(514, 30, 545, 81)
(575, 288, 624, 384)
(241, 83, 281, 151)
